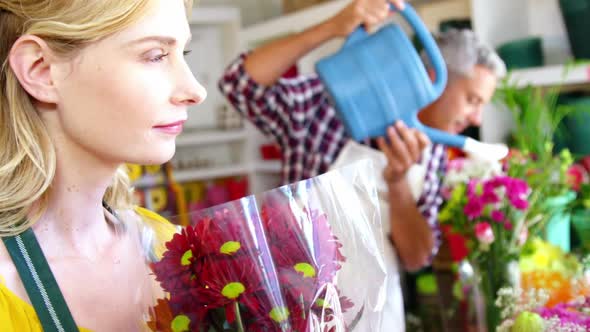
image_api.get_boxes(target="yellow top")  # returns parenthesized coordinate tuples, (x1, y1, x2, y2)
(0, 207, 178, 332)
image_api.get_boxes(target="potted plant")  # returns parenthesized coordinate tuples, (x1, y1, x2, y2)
(495, 80, 577, 252)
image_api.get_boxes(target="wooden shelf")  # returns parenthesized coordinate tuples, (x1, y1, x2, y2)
(176, 128, 248, 147)
(255, 160, 282, 173)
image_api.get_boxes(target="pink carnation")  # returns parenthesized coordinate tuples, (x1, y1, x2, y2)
(474, 222, 495, 245)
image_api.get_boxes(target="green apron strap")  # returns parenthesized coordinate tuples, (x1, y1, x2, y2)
(2, 228, 79, 332)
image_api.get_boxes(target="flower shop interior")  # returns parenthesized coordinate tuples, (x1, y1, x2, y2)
(128, 0, 590, 331)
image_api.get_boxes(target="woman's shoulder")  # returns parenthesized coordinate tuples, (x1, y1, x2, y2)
(0, 266, 42, 331)
(0, 281, 91, 332)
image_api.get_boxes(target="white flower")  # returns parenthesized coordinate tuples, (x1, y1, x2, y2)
(444, 157, 504, 188)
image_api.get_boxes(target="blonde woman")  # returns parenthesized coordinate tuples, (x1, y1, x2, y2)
(0, 0, 205, 330)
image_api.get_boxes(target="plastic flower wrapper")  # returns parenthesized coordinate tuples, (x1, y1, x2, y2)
(146, 160, 387, 331)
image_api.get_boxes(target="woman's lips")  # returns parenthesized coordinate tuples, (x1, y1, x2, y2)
(153, 120, 185, 135)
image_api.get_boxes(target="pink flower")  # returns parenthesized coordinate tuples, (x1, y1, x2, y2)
(511, 198, 529, 210)
(474, 222, 495, 245)
(447, 158, 466, 172)
(487, 176, 507, 189)
(481, 183, 500, 204)
(490, 210, 505, 223)
(505, 178, 531, 207)
(464, 196, 484, 219)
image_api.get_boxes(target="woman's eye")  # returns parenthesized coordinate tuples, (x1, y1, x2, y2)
(183, 50, 192, 56)
(149, 52, 169, 63)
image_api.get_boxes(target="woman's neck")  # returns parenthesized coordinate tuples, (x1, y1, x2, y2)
(31, 125, 121, 261)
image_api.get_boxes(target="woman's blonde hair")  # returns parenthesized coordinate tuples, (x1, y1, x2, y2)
(0, 0, 193, 236)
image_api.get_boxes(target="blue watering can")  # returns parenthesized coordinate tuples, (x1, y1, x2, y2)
(316, 3, 508, 160)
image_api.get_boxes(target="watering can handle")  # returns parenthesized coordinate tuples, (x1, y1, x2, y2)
(343, 3, 447, 97)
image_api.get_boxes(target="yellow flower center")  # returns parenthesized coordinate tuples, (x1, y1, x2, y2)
(269, 306, 290, 323)
(220, 241, 241, 255)
(181, 250, 193, 266)
(315, 298, 330, 308)
(221, 282, 245, 300)
(171, 315, 191, 332)
(294, 263, 316, 278)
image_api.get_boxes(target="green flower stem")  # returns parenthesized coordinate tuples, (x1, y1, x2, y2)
(234, 301, 245, 332)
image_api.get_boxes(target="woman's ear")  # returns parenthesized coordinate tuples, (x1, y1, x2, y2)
(8, 35, 59, 104)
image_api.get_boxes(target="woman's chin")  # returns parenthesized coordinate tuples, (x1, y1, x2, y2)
(129, 147, 176, 166)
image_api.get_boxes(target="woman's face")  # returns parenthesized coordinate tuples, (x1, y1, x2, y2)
(50, 0, 205, 166)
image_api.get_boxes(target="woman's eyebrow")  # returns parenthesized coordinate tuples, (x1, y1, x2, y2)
(127, 35, 192, 47)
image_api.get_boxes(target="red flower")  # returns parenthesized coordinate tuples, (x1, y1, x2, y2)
(441, 225, 469, 262)
(151, 226, 202, 294)
(196, 255, 266, 323)
(262, 196, 345, 285)
(245, 287, 318, 332)
(240, 292, 292, 332)
(567, 163, 589, 191)
(193, 207, 252, 258)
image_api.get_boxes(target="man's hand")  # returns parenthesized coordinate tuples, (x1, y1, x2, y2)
(376, 121, 430, 186)
(328, 0, 406, 37)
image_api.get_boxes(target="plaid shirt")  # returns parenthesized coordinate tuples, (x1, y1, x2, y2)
(219, 53, 447, 256)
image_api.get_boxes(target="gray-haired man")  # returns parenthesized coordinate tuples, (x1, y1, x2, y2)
(418, 29, 506, 135)
(218, 0, 506, 327)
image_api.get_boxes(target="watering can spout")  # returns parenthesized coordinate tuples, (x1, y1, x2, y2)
(419, 125, 509, 161)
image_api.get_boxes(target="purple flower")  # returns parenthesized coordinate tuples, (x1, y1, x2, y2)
(537, 297, 590, 329)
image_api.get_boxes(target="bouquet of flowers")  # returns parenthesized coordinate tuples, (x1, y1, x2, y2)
(438, 154, 533, 330)
(145, 161, 387, 332)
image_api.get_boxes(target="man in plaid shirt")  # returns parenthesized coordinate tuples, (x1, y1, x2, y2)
(219, 0, 506, 328)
